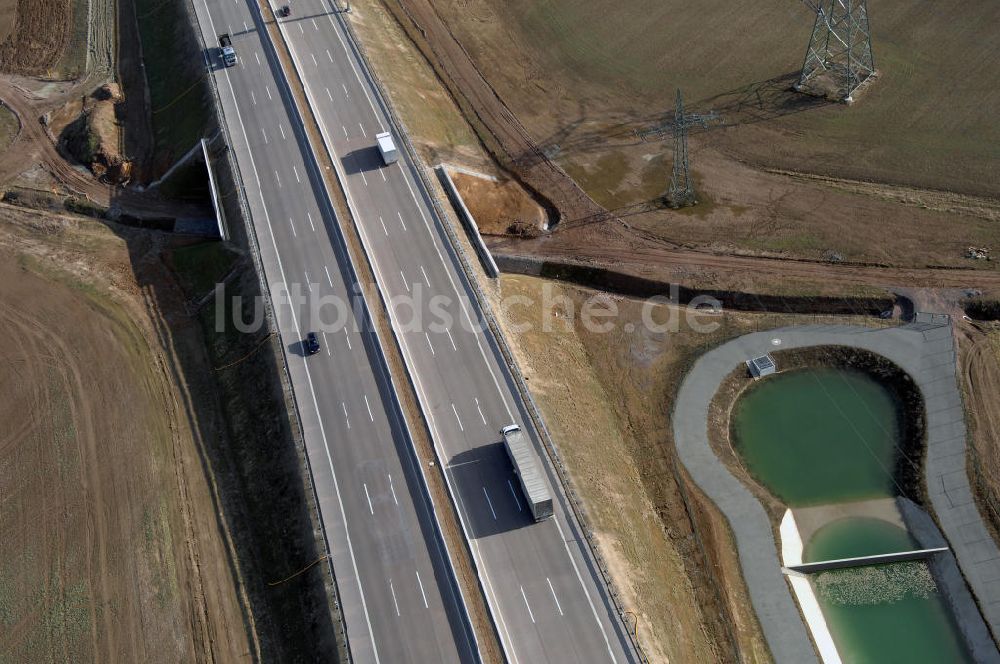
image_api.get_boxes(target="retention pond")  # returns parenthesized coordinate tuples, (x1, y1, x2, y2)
(732, 367, 972, 663)
(732, 367, 899, 506)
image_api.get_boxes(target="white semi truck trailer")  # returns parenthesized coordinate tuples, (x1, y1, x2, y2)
(501, 424, 553, 522)
(375, 131, 398, 165)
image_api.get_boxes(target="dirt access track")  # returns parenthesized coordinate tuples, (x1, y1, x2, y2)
(489, 221, 1000, 300)
(0, 78, 202, 218)
(0, 208, 252, 662)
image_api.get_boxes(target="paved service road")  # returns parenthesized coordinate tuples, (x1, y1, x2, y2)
(191, 1, 477, 662)
(268, 2, 637, 662)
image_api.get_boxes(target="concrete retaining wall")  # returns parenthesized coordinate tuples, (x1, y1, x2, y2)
(784, 547, 949, 574)
(200, 138, 228, 240)
(780, 510, 840, 664)
(899, 498, 1000, 663)
(435, 165, 499, 278)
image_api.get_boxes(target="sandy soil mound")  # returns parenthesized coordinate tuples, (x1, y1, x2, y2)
(450, 169, 546, 235)
(58, 83, 131, 183)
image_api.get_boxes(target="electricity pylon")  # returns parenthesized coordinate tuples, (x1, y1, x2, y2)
(796, 0, 876, 103)
(637, 90, 718, 208)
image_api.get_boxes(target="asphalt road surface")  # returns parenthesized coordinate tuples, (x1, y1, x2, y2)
(193, 2, 477, 662)
(192, 0, 637, 662)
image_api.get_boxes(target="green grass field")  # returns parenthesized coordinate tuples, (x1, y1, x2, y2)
(441, 0, 1000, 197)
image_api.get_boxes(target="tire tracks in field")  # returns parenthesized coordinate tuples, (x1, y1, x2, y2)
(491, 226, 1000, 295)
(0, 302, 122, 662)
(0, 78, 114, 201)
(958, 323, 1000, 536)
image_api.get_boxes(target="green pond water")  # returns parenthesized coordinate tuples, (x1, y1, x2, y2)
(731, 368, 900, 505)
(804, 518, 972, 664)
(730, 368, 972, 663)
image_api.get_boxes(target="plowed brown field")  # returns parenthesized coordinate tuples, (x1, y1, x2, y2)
(958, 322, 1000, 540)
(0, 207, 251, 662)
(0, 0, 70, 76)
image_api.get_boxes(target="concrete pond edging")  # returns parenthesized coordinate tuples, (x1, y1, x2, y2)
(672, 320, 1000, 663)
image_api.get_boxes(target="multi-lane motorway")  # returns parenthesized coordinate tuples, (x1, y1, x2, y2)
(191, 0, 637, 661)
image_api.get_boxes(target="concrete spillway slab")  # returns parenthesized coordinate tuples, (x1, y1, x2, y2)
(783, 547, 950, 575)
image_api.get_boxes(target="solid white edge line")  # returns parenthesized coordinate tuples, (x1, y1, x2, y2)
(383, 81, 620, 662)
(326, 11, 384, 131)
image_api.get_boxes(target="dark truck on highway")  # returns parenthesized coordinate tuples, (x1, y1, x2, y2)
(501, 424, 553, 522)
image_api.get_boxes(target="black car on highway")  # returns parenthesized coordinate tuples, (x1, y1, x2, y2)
(304, 332, 320, 355)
